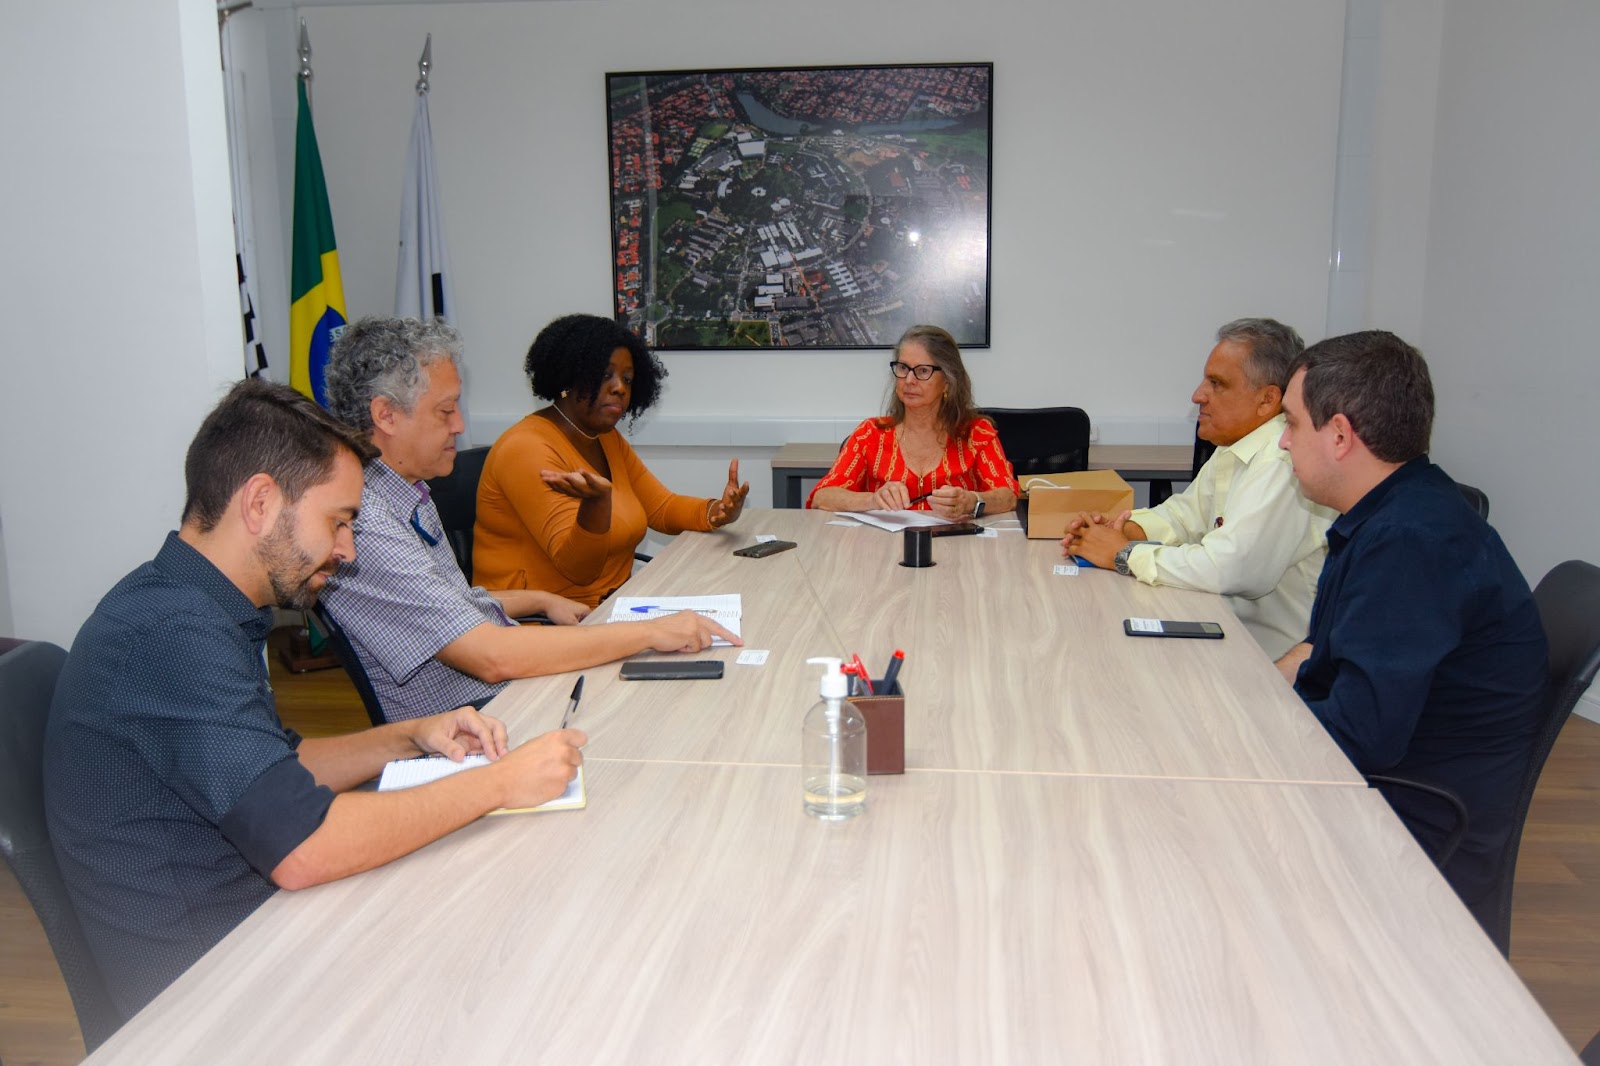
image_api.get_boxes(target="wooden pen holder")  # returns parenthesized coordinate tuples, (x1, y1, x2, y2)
(849, 680, 905, 775)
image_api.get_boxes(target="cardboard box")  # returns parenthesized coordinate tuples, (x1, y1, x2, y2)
(1019, 469, 1136, 539)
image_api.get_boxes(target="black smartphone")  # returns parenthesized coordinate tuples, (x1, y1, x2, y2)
(1122, 618, 1225, 639)
(619, 659, 726, 680)
(931, 523, 982, 538)
(732, 540, 797, 558)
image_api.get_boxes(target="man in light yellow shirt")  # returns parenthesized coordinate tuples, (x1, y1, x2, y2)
(1061, 318, 1335, 657)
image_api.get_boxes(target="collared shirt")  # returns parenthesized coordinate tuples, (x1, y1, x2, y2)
(321, 459, 512, 720)
(1126, 414, 1335, 658)
(44, 533, 335, 1018)
(1295, 457, 1548, 905)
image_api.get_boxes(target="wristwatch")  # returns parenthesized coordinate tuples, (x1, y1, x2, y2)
(1114, 542, 1138, 577)
(970, 497, 986, 519)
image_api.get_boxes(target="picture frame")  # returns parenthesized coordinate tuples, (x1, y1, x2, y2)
(606, 62, 993, 350)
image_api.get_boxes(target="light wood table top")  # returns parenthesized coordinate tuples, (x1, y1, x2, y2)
(489, 510, 1361, 784)
(86, 763, 1573, 1065)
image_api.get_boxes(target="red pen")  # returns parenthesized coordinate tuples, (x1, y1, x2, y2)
(851, 654, 874, 695)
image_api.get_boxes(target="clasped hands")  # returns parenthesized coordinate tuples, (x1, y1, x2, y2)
(1059, 510, 1148, 569)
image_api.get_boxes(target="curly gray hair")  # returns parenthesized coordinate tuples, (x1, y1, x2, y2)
(326, 316, 463, 435)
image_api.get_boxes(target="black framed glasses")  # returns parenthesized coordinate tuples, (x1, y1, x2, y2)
(889, 361, 944, 381)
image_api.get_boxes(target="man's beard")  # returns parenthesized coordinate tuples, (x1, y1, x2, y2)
(258, 508, 329, 611)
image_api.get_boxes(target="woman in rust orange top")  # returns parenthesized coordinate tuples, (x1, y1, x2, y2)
(808, 325, 1020, 520)
(473, 314, 748, 606)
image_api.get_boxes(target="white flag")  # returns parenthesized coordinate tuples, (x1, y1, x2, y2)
(396, 92, 456, 325)
(396, 82, 472, 443)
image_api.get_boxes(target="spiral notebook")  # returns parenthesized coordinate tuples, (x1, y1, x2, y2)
(377, 754, 586, 814)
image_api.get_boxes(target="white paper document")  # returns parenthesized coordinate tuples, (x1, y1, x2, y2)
(607, 594, 742, 645)
(842, 510, 955, 532)
(378, 755, 586, 814)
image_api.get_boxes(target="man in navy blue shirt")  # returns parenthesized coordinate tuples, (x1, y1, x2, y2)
(1275, 331, 1547, 923)
(45, 380, 587, 1019)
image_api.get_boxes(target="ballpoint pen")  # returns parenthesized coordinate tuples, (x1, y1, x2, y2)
(881, 650, 905, 694)
(561, 675, 585, 729)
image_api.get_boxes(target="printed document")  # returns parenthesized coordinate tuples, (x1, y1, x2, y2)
(607, 594, 741, 646)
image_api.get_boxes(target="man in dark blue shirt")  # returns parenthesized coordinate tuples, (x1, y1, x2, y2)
(1275, 331, 1547, 922)
(45, 380, 587, 1019)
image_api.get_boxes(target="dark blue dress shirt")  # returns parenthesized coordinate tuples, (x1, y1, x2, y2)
(1295, 458, 1548, 908)
(44, 533, 335, 1017)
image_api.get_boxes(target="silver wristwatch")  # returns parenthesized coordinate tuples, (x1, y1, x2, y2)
(1114, 543, 1138, 576)
(970, 498, 986, 519)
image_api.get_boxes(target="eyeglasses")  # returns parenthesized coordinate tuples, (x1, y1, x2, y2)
(889, 361, 944, 381)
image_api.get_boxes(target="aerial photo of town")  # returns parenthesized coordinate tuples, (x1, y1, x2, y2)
(607, 64, 992, 349)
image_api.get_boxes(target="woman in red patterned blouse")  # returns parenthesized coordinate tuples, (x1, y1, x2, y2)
(808, 325, 1020, 520)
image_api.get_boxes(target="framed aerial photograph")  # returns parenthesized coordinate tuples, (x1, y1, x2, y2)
(606, 62, 993, 350)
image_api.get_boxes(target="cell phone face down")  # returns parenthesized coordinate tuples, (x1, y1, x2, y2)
(732, 540, 797, 558)
(619, 659, 726, 680)
(1122, 618, 1225, 639)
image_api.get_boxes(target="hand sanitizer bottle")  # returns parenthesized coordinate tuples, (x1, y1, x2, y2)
(802, 657, 867, 820)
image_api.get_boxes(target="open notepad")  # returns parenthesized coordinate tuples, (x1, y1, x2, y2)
(377, 754, 586, 815)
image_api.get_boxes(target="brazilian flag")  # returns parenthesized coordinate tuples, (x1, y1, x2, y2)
(289, 80, 346, 406)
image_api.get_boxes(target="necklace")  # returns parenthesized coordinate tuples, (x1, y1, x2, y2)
(550, 403, 601, 441)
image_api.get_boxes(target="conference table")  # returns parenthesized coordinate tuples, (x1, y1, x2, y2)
(83, 510, 1576, 1065)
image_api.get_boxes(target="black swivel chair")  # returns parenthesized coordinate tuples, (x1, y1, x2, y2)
(980, 407, 1091, 478)
(1457, 482, 1491, 520)
(0, 641, 125, 1052)
(426, 444, 491, 579)
(1475, 559, 1600, 954)
(309, 605, 388, 727)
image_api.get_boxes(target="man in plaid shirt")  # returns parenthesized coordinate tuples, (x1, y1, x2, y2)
(320, 317, 736, 721)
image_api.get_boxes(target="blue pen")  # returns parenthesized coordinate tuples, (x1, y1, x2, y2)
(881, 649, 905, 694)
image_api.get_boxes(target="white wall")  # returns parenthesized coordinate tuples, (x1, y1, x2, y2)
(1416, 1, 1600, 588)
(0, 0, 242, 645)
(232, 0, 1344, 443)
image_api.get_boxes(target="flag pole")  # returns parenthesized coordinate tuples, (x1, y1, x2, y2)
(416, 34, 432, 95)
(298, 18, 313, 104)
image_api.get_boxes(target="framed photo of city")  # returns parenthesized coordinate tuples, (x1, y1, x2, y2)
(606, 63, 993, 350)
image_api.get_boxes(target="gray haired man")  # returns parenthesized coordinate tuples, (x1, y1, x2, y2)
(1061, 318, 1336, 657)
(320, 317, 736, 720)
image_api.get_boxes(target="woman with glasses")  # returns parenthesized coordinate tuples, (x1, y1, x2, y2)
(473, 313, 749, 607)
(807, 325, 1019, 519)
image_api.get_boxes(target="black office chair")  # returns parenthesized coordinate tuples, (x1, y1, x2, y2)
(1457, 482, 1490, 520)
(309, 605, 388, 727)
(979, 407, 1091, 477)
(0, 641, 124, 1052)
(1475, 559, 1600, 954)
(1191, 425, 1217, 480)
(426, 444, 491, 578)
(1581, 1026, 1600, 1066)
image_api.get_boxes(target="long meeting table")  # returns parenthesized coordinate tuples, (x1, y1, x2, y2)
(83, 509, 1576, 1064)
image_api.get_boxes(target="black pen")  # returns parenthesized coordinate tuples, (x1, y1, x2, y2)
(908, 493, 932, 505)
(561, 676, 585, 729)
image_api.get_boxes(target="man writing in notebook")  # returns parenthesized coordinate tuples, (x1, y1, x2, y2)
(44, 381, 586, 1020)
(1060, 318, 1335, 658)
(319, 316, 735, 720)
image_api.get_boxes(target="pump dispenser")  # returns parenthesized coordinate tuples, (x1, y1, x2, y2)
(802, 657, 867, 820)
